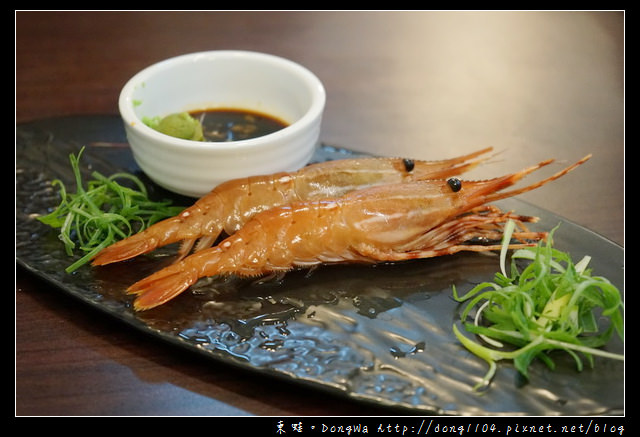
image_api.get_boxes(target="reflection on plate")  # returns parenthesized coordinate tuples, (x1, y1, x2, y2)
(16, 116, 624, 415)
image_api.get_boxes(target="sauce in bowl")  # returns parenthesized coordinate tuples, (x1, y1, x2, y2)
(190, 108, 289, 142)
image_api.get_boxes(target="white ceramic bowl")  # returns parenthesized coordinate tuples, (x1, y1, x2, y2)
(119, 50, 326, 198)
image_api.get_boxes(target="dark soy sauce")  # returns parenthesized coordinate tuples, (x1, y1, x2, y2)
(190, 108, 289, 142)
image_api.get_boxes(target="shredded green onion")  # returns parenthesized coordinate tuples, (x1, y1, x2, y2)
(37, 147, 185, 273)
(452, 221, 624, 391)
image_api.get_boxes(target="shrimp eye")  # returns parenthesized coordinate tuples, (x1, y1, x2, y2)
(447, 177, 462, 192)
(403, 158, 415, 172)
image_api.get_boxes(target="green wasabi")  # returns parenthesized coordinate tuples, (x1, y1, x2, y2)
(144, 112, 204, 141)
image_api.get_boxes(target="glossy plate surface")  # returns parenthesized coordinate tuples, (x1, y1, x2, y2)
(16, 115, 624, 415)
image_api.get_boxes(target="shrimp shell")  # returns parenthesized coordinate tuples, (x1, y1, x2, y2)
(128, 154, 591, 311)
(91, 147, 493, 265)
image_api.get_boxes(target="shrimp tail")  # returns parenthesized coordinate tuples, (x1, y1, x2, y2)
(130, 269, 198, 311)
(127, 247, 223, 310)
(91, 215, 219, 266)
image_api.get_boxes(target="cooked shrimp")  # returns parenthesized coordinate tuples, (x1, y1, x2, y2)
(127, 155, 591, 311)
(91, 147, 493, 265)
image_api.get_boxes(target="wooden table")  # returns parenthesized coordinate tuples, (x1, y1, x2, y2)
(16, 11, 624, 417)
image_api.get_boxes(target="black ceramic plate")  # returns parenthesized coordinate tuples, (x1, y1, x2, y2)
(16, 115, 624, 416)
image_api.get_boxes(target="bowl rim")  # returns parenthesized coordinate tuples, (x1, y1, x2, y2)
(118, 50, 326, 152)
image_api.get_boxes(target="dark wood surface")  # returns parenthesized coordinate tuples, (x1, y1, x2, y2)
(16, 11, 624, 417)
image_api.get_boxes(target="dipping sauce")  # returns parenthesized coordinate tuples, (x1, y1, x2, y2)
(190, 108, 289, 142)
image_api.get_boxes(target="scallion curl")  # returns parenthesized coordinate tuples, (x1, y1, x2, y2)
(37, 147, 185, 273)
(452, 221, 624, 391)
